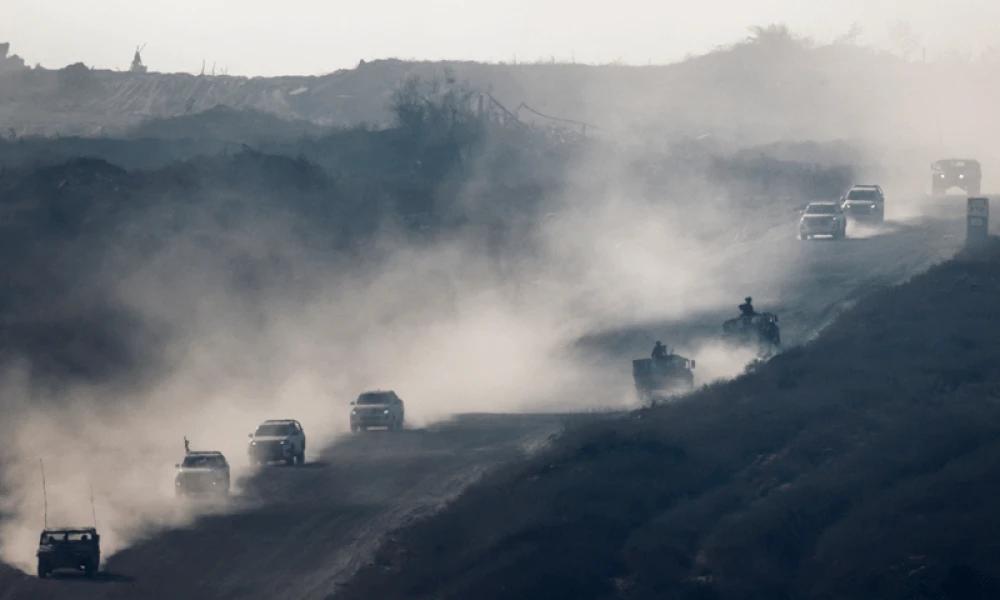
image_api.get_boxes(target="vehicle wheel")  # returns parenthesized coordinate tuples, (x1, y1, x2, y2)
(85, 560, 97, 578)
(296, 451, 305, 465)
(37, 562, 48, 579)
(350, 423, 359, 433)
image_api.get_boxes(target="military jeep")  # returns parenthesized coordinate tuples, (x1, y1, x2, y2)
(36, 527, 100, 578)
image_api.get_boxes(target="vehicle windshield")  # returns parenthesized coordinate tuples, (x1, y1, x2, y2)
(806, 204, 838, 215)
(936, 160, 979, 171)
(42, 531, 94, 543)
(182, 454, 226, 468)
(255, 423, 294, 436)
(847, 189, 879, 201)
(357, 393, 393, 405)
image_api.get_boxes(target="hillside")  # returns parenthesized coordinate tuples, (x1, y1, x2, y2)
(3, 34, 999, 165)
(339, 239, 1000, 600)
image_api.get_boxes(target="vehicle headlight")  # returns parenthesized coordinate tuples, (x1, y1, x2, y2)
(351, 409, 357, 415)
(383, 409, 390, 414)
(250, 440, 256, 446)
(959, 174, 965, 179)
(939, 174, 945, 178)
(279, 439, 288, 445)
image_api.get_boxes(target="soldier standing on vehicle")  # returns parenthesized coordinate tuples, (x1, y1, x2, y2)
(739, 296, 755, 318)
(652, 341, 668, 360)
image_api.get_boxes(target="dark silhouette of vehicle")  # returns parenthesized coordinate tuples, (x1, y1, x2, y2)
(932, 159, 981, 195)
(36, 527, 100, 578)
(248, 419, 306, 466)
(799, 202, 847, 240)
(350, 390, 405, 432)
(632, 349, 695, 403)
(841, 184, 885, 223)
(175, 451, 231, 497)
(723, 311, 781, 355)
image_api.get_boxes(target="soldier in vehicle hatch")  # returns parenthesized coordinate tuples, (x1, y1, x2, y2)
(739, 296, 756, 318)
(651, 341, 668, 360)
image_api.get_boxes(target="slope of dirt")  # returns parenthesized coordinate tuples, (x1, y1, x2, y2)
(338, 239, 1000, 600)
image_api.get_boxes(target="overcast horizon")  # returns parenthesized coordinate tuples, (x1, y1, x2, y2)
(3, 0, 1000, 76)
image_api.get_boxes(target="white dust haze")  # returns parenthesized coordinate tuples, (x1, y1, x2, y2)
(3, 29, 997, 571)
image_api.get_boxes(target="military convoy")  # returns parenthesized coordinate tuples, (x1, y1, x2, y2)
(36, 528, 100, 578)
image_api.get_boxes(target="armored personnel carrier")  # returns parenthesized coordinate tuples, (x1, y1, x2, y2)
(723, 312, 781, 355)
(632, 351, 695, 403)
(36, 527, 100, 578)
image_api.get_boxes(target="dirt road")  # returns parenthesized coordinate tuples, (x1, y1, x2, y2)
(0, 414, 591, 600)
(0, 197, 981, 599)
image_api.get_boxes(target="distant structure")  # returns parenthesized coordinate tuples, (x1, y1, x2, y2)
(130, 44, 148, 73)
(0, 42, 27, 73)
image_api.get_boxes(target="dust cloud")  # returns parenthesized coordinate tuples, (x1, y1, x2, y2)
(2, 26, 997, 572)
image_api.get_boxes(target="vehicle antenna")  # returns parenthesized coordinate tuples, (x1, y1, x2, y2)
(90, 484, 98, 529)
(39, 458, 48, 529)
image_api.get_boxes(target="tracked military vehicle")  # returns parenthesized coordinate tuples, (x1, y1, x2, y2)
(723, 312, 781, 355)
(36, 527, 100, 578)
(632, 351, 695, 403)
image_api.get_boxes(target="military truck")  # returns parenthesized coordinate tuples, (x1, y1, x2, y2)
(932, 159, 981, 195)
(36, 527, 100, 578)
(723, 312, 781, 355)
(632, 353, 695, 403)
(174, 451, 231, 497)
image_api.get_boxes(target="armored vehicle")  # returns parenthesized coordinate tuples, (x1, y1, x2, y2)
(175, 451, 230, 497)
(36, 527, 100, 578)
(632, 353, 695, 403)
(350, 390, 405, 432)
(799, 202, 847, 240)
(248, 419, 306, 466)
(932, 159, 981, 195)
(723, 312, 781, 355)
(841, 184, 885, 223)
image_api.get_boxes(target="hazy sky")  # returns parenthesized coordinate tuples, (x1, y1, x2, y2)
(2, 1, 999, 75)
